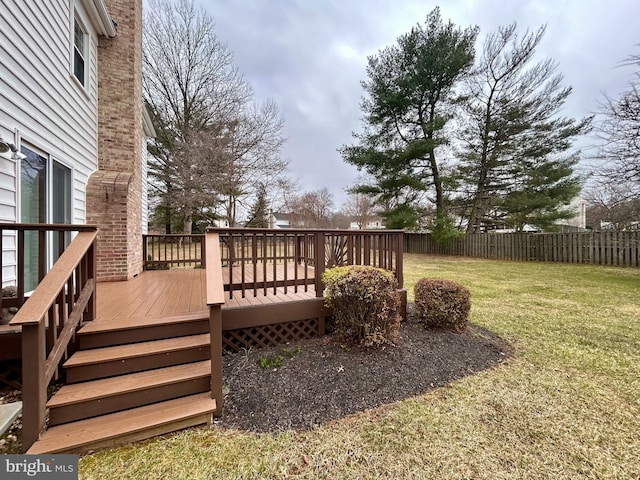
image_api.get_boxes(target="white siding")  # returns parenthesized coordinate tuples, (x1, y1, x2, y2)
(0, 1, 100, 286)
(0, 0, 99, 226)
(0, 148, 17, 286)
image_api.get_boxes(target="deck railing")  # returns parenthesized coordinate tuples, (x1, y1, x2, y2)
(208, 228, 404, 299)
(3, 224, 97, 451)
(143, 234, 205, 270)
(143, 228, 404, 301)
(0, 224, 94, 312)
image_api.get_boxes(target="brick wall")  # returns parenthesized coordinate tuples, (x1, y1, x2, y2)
(87, 0, 144, 281)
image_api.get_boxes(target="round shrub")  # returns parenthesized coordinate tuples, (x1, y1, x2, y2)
(414, 278, 471, 332)
(322, 265, 400, 347)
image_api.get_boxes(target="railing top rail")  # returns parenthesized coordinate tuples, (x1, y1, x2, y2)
(206, 227, 405, 234)
(9, 230, 97, 327)
(143, 233, 205, 238)
(0, 223, 97, 232)
(205, 232, 225, 306)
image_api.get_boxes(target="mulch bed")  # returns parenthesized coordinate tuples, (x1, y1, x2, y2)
(0, 311, 511, 451)
(220, 316, 510, 433)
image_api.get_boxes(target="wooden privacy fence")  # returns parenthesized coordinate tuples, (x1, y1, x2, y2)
(405, 231, 640, 267)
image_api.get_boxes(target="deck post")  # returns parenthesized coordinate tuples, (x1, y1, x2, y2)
(86, 240, 97, 322)
(314, 232, 325, 297)
(21, 323, 46, 452)
(142, 235, 148, 271)
(209, 305, 224, 417)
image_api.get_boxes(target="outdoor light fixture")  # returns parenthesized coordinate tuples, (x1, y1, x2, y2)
(0, 135, 18, 154)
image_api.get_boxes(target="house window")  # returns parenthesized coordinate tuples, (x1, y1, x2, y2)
(73, 16, 87, 86)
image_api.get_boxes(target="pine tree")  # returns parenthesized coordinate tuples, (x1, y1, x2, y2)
(245, 185, 269, 228)
(457, 24, 591, 232)
(341, 8, 478, 230)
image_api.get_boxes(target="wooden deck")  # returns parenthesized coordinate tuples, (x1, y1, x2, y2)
(95, 265, 318, 325)
(7, 226, 404, 453)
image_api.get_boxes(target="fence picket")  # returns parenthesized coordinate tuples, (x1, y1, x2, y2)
(404, 231, 640, 267)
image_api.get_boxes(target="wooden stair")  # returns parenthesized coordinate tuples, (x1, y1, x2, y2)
(27, 393, 216, 454)
(27, 312, 216, 454)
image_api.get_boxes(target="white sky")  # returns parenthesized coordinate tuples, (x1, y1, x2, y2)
(200, 0, 639, 207)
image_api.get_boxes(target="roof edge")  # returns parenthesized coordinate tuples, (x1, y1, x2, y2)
(81, 0, 117, 38)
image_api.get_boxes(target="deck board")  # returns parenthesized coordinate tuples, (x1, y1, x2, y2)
(95, 265, 319, 326)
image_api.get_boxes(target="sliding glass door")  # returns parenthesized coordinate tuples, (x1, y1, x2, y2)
(20, 144, 72, 291)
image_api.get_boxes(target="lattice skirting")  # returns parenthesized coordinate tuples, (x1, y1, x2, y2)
(223, 318, 333, 353)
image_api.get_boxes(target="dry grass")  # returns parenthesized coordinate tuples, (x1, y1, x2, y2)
(79, 255, 640, 479)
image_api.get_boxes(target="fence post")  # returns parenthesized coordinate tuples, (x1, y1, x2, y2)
(396, 232, 404, 289)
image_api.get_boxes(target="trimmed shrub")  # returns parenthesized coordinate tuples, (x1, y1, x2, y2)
(322, 265, 401, 347)
(414, 278, 471, 332)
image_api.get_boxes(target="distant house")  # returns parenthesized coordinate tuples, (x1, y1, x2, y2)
(211, 218, 230, 228)
(269, 212, 291, 228)
(556, 196, 587, 232)
(0, 0, 152, 283)
(349, 217, 385, 230)
(600, 220, 640, 231)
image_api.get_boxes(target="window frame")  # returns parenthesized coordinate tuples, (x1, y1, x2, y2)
(71, 9, 89, 89)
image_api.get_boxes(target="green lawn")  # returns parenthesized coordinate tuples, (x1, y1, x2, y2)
(80, 255, 640, 479)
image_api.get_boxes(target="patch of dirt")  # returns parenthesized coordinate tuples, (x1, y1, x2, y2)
(220, 315, 510, 433)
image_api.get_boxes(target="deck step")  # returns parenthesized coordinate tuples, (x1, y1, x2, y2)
(48, 361, 211, 426)
(79, 311, 209, 349)
(64, 334, 211, 383)
(27, 393, 216, 454)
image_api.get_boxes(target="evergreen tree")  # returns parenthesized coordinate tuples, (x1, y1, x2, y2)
(457, 24, 591, 232)
(341, 8, 478, 230)
(245, 184, 269, 228)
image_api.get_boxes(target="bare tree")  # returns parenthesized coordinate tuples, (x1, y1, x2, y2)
(594, 48, 640, 200)
(585, 182, 640, 230)
(143, 0, 288, 233)
(288, 188, 335, 228)
(217, 100, 287, 226)
(342, 194, 375, 229)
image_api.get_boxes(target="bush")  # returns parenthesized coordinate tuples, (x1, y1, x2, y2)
(322, 265, 401, 347)
(414, 278, 471, 332)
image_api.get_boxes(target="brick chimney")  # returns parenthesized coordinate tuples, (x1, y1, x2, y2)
(86, 0, 144, 281)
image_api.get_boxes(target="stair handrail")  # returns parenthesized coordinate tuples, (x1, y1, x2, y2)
(10, 229, 98, 451)
(205, 232, 225, 416)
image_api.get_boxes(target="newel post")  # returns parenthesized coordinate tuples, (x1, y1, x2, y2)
(209, 305, 223, 416)
(314, 232, 325, 297)
(205, 232, 226, 417)
(21, 323, 46, 451)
